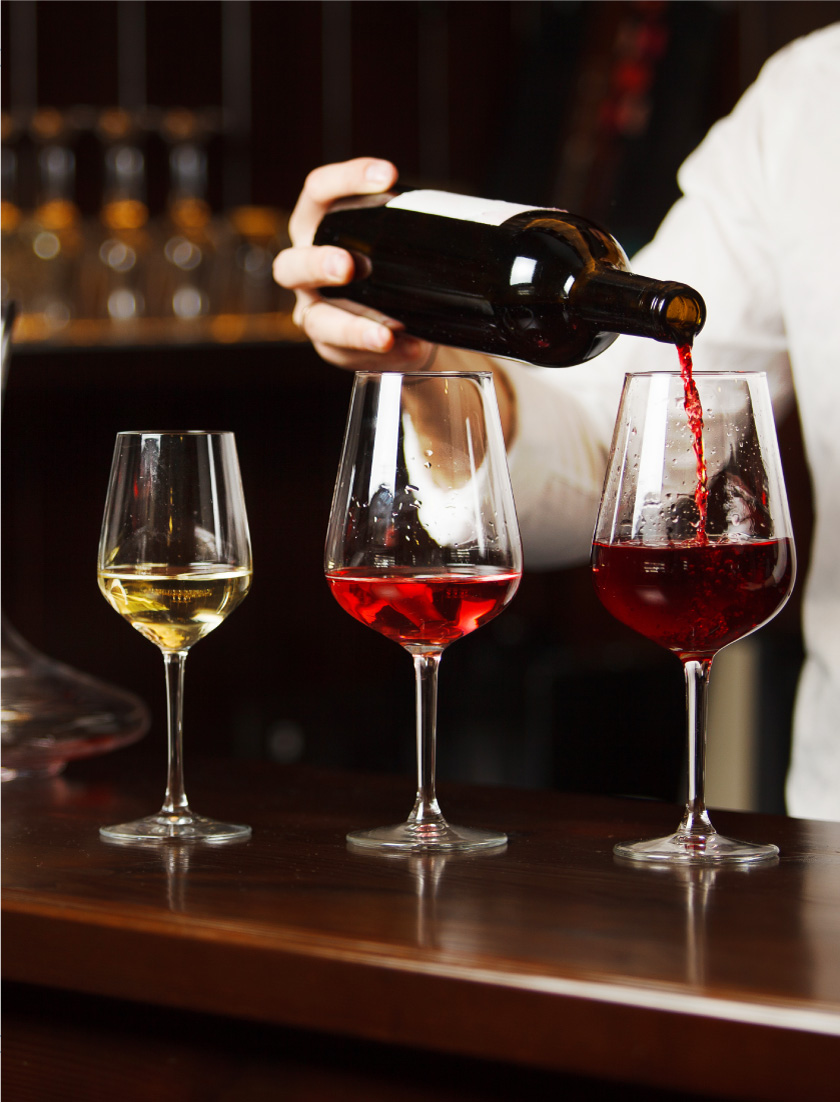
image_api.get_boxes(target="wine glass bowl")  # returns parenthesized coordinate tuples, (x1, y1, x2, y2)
(592, 372, 795, 864)
(326, 371, 522, 852)
(97, 431, 252, 842)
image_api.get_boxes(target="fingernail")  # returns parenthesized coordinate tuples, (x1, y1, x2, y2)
(363, 324, 391, 351)
(323, 251, 349, 281)
(364, 161, 392, 184)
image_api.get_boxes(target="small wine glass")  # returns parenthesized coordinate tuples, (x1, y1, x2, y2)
(592, 371, 795, 864)
(97, 431, 252, 842)
(326, 371, 522, 852)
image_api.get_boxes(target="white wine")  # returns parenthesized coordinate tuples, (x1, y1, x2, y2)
(98, 564, 252, 652)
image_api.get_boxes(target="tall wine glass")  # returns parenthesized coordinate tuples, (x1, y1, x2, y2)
(97, 431, 252, 842)
(326, 371, 522, 852)
(592, 371, 795, 864)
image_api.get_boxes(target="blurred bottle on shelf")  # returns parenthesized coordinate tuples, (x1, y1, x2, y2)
(1, 102, 295, 346)
(1, 113, 29, 313)
(149, 108, 220, 327)
(83, 107, 153, 329)
(1, 109, 88, 340)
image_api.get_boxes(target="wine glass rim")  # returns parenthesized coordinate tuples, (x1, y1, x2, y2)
(625, 370, 767, 379)
(115, 429, 235, 436)
(353, 370, 493, 380)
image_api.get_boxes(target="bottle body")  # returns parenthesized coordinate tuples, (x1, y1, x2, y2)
(314, 190, 705, 367)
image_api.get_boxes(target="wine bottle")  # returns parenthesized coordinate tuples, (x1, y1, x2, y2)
(314, 189, 705, 367)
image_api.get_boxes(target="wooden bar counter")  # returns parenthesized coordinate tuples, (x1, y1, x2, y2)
(3, 757, 839, 1101)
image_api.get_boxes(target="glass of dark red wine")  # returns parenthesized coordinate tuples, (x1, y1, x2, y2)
(325, 371, 522, 852)
(592, 371, 795, 864)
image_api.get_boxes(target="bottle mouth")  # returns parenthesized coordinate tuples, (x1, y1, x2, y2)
(655, 283, 706, 343)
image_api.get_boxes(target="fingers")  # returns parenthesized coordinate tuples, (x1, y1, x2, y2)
(274, 156, 397, 291)
(296, 299, 435, 371)
(273, 156, 434, 374)
(288, 157, 397, 245)
(293, 298, 390, 346)
(314, 332, 436, 372)
(273, 244, 353, 292)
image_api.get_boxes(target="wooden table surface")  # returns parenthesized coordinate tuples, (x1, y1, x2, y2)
(3, 758, 839, 1101)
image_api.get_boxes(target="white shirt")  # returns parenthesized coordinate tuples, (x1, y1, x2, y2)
(438, 24, 840, 820)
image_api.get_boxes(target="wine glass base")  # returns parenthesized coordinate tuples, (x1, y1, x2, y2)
(347, 820, 507, 854)
(614, 831, 778, 866)
(100, 811, 251, 844)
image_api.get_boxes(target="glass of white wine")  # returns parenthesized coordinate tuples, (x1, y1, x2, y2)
(97, 431, 252, 842)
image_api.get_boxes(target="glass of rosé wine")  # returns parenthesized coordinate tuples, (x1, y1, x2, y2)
(592, 371, 796, 864)
(97, 431, 253, 843)
(325, 371, 522, 852)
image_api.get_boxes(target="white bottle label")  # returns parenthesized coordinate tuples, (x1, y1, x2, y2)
(386, 189, 541, 226)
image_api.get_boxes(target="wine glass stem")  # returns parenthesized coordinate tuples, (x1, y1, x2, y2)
(680, 657, 715, 837)
(410, 650, 444, 825)
(161, 650, 190, 817)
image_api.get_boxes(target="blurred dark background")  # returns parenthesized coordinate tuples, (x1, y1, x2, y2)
(2, 1, 833, 810)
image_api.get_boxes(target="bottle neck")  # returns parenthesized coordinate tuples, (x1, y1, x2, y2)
(570, 268, 706, 345)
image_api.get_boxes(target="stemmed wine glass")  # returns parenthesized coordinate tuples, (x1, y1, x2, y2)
(325, 371, 522, 852)
(97, 431, 252, 842)
(592, 371, 795, 863)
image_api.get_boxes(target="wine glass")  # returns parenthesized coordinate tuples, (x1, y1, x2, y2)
(97, 431, 252, 842)
(592, 371, 796, 864)
(325, 371, 522, 852)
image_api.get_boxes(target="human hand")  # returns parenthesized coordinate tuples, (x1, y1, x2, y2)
(272, 157, 437, 371)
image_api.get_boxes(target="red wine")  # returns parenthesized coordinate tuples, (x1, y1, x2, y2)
(315, 189, 705, 367)
(591, 538, 794, 659)
(678, 343, 708, 542)
(326, 566, 521, 649)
